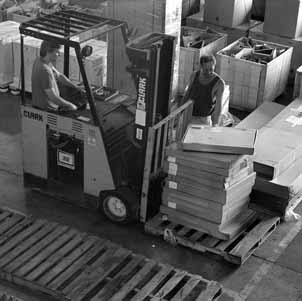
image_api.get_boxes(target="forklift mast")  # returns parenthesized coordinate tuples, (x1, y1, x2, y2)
(126, 33, 175, 147)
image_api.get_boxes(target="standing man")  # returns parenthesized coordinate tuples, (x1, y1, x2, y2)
(31, 40, 79, 111)
(183, 55, 225, 126)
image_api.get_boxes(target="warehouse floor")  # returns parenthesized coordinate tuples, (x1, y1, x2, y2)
(0, 91, 302, 300)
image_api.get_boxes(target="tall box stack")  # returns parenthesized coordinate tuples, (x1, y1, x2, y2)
(216, 37, 293, 111)
(107, 0, 182, 97)
(264, 0, 302, 38)
(204, 0, 253, 28)
(161, 126, 257, 240)
(0, 21, 20, 89)
(178, 26, 227, 93)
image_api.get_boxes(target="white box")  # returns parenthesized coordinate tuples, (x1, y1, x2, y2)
(204, 0, 253, 28)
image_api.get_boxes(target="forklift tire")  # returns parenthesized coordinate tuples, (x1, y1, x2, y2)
(100, 187, 139, 224)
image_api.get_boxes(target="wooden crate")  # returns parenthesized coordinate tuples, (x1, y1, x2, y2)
(0, 207, 223, 301)
(178, 26, 227, 93)
(216, 38, 293, 111)
(250, 23, 302, 77)
(204, 0, 253, 28)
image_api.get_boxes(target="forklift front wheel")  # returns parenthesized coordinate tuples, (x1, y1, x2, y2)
(100, 188, 138, 224)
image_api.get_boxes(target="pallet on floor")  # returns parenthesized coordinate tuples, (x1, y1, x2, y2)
(145, 212, 280, 265)
(0, 207, 223, 301)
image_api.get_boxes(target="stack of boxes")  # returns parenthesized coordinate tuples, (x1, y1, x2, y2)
(11, 36, 42, 92)
(0, 21, 20, 89)
(160, 126, 257, 240)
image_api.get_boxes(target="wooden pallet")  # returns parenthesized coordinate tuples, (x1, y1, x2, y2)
(145, 213, 280, 265)
(0, 208, 223, 301)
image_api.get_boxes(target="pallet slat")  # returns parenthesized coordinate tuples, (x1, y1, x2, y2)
(62, 241, 117, 296)
(150, 270, 187, 300)
(196, 281, 222, 301)
(14, 228, 76, 278)
(65, 246, 130, 299)
(4, 224, 68, 274)
(38, 236, 98, 287)
(0, 215, 24, 236)
(47, 239, 107, 291)
(130, 265, 173, 301)
(92, 255, 146, 301)
(108, 260, 156, 301)
(228, 216, 280, 264)
(170, 277, 201, 301)
(25, 233, 86, 282)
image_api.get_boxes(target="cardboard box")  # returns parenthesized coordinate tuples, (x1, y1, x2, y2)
(253, 127, 302, 179)
(166, 142, 251, 173)
(254, 157, 302, 200)
(264, 0, 302, 38)
(162, 192, 250, 225)
(165, 162, 252, 189)
(163, 172, 256, 204)
(182, 125, 257, 155)
(204, 0, 253, 28)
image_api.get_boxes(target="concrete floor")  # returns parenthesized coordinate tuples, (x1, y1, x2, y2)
(0, 93, 302, 300)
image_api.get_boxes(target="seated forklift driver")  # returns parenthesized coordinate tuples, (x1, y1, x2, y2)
(31, 40, 79, 111)
(183, 55, 225, 126)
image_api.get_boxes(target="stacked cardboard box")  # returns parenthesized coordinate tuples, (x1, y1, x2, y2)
(0, 21, 20, 89)
(238, 98, 302, 216)
(160, 129, 257, 240)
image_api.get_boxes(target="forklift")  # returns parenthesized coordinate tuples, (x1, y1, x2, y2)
(20, 10, 193, 224)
